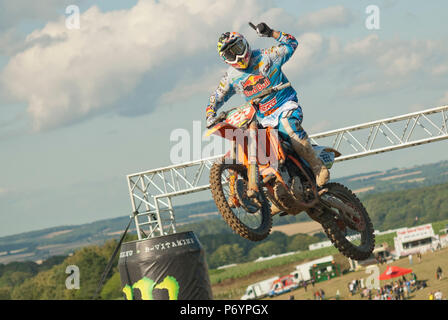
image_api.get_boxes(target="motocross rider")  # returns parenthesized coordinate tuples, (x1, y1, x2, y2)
(206, 22, 329, 187)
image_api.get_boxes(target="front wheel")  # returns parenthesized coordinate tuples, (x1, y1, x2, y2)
(319, 183, 375, 261)
(209, 159, 272, 241)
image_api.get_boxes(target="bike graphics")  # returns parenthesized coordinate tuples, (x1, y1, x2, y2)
(206, 82, 375, 260)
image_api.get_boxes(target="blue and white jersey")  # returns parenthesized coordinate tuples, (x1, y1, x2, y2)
(206, 31, 299, 127)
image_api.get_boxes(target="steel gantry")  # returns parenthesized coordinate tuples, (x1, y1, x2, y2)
(127, 105, 448, 240)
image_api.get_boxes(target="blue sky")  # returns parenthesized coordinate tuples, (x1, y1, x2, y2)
(0, 0, 447, 236)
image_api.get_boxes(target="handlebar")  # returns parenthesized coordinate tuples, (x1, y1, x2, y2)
(248, 22, 257, 31)
(214, 82, 291, 124)
(251, 82, 291, 104)
(215, 110, 228, 123)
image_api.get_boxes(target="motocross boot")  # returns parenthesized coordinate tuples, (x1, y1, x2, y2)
(290, 136, 330, 187)
(270, 203, 282, 215)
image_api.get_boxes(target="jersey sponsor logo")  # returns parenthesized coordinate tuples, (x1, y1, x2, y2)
(206, 105, 215, 116)
(263, 46, 277, 55)
(259, 97, 277, 114)
(262, 61, 271, 75)
(243, 74, 271, 97)
(253, 61, 264, 71)
(268, 68, 278, 79)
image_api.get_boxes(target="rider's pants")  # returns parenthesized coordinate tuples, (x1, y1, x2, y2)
(276, 103, 307, 142)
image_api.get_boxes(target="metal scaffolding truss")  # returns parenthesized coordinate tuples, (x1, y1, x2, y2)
(127, 157, 218, 239)
(309, 105, 448, 161)
(127, 105, 448, 239)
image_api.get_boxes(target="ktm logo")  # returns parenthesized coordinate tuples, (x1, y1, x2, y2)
(259, 97, 277, 113)
(243, 74, 271, 97)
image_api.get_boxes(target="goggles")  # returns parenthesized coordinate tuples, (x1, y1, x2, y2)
(220, 39, 247, 63)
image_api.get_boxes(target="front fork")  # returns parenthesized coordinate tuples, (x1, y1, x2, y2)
(229, 121, 259, 201)
(247, 121, 259, 198)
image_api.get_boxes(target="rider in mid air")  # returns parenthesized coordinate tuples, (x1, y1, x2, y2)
(205, 22, 329, 187)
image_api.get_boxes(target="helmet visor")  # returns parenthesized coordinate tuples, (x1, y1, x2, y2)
(221, 39, 247, 63)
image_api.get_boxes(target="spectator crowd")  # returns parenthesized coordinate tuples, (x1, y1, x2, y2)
(346, 272, 440, 300)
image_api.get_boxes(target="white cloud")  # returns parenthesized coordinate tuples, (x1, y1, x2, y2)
(256, 5, 354, 33)
(0, 0, 85, 29)
(377, 50, 423, 76)
(344, 36, 442, 77)
(257, 7, 297, 33)
(0, 0, 265, 131)
(159, 66, 226, 105)
(344, 34, 379, 55)
(283, 32, 324, 76)
(2, 1, 447, 132)
(284, 31, 438, 88)
(272, 29, 447, 97)
(297, 5, 354, 30)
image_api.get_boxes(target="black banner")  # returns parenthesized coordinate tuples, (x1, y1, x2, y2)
(118, 231, 213, 300)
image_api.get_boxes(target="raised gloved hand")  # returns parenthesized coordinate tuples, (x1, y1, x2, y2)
(256, 22, 274, 37)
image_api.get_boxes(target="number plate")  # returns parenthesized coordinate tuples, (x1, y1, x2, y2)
(225, 105, 256, 127)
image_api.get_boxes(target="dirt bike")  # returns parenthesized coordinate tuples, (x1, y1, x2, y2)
(206, 82, 375, 261)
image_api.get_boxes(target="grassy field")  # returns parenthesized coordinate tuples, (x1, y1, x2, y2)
(211, 246, 342, 299)
(210, 230, 448, 299)
(432, 219, 448, 234)
(210, 246, 339, 283)
(267, 246, 448, 300)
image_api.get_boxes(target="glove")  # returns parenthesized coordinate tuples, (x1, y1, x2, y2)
(206, 115, 217, 129)
(206, 105, 217, 128)
(256, 22, 273, 37)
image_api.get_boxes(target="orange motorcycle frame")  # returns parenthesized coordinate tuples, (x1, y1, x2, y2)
(206, 119, 289, 194)
(205, 103, 319, 206)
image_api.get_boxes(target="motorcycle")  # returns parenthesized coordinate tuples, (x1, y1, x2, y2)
(206, 82, 375, 260)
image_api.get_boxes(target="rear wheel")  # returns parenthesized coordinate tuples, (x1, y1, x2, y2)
(319, 183, 375, 261)
(209, 159, 272, 241)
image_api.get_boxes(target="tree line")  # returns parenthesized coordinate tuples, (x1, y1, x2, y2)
(1, 181, 447, 299)
(362, 182, 448, 231)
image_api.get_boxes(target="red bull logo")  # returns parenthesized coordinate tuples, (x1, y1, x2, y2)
(243, 74, 271, 97)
